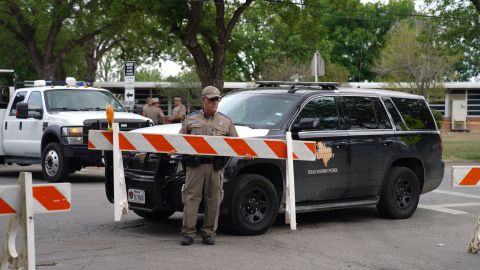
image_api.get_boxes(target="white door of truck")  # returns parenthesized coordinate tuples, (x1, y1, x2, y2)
(21, 91, 44, 157)
(3, 91, 28, 156)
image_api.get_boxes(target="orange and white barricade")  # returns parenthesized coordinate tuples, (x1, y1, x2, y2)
(451, 166, 480, 254)
(88, 125, 318, 230)
(0, 172, 71, 270)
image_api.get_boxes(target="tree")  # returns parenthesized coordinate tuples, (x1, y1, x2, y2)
(143, 0, 254, 90)
(375, 20, 459, 99)
(424, 0, 480, 80)
(0, 0, 117, 79)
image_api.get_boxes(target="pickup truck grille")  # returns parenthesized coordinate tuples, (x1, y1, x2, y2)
(83, 119, 151, 145)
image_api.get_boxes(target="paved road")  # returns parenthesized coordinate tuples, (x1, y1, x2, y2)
(0, 161, 479, 270)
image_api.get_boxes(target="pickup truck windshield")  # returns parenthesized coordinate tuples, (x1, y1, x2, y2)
(44, 89, 126, 112)
(218, 92, 300, 129)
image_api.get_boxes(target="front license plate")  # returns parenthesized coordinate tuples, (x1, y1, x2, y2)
(127, 189, 145, 204)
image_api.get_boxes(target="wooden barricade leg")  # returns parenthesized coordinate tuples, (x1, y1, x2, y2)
(285, 132, 296, 230)
(468, 215, 480, 253)
(0, 172, 35, 270)
(113, 123, 129, 222)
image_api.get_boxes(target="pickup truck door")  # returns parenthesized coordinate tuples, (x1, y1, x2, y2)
(292, 96, 349, 202)
(20, 91, 44, 157)
(3, 91, 27, 156)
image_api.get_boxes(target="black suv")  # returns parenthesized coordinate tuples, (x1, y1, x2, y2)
(104, 82, 444, 235)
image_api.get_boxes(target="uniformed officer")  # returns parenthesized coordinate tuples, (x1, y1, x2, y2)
(180, 86, 238, 246)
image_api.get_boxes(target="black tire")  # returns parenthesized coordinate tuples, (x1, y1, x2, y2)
(377, 167, 420, 219)
(41, 142, 72, 183)
(133, 209, 175, 221)
(227, 174, 279, 235)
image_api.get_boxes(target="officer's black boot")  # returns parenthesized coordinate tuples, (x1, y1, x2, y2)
(202, 235, 215, 245)
(181, 235, 194, 246)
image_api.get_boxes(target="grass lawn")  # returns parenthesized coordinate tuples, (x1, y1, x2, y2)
(442, 132, 480, 161)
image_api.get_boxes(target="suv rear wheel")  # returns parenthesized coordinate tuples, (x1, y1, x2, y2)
(227, 174, 279, 235)
(377, 167, 420, 219)
(41, 142, 71, 183)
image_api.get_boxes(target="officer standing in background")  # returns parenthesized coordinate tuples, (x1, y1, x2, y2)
(171, 96, 187, 123)
(180, 86, 238, 246)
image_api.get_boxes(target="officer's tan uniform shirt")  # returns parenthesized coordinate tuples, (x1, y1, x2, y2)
(180, 110, 237, 137)
(144, 106, 165, 125)
(171, 104, 186, 123)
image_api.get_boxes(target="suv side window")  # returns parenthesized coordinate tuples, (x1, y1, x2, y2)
(9, 91, 27, 116)
(382, 97, 405, 130)
(342, 96, 379, 129)
(373, 98, 392, 129)
(391, 97, 436, 130)
(292, 96, 340, 131)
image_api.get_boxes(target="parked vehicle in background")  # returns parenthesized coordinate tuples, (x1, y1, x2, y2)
(104, 82, 444, 235)
(0, 77, 152, 182)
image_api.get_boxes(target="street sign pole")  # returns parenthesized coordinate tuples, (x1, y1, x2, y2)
(124, 61, 135, 110)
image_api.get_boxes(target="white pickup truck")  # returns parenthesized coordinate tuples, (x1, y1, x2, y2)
(0, 77, 152, 182)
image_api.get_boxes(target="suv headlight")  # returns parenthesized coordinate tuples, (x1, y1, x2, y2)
(62, 126, 84, 144)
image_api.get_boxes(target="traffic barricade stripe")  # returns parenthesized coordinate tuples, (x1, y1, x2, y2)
(0, 198, 16, 214)
(119, 133, 136, 151)
(452, 166, 480, 187)
(224, 138, 257, 157)
(184, 135, 218, 155)
(0, 183, 71, 216)
(88, 130, 317, 161)
(33, 186, 71, 211)
(460, 168, 480, 186)
(143, 134, 176, 152)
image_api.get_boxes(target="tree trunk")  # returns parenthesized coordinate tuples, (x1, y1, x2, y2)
(85, 39, 97, 82)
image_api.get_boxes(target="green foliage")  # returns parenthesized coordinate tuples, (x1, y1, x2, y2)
(375, 20, 460, 99)
(431, 109, 444, 129)
(424, 0, 480, 80)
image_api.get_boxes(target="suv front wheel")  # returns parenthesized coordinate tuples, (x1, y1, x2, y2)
(377, 167, 420, 219)
(227, 174, 279, 235)
(41, 142, 72, 183)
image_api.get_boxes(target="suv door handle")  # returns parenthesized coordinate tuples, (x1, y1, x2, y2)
(334, 141, 348, 148)
(4, 122, 7, 130)
(383, 139, 395, 145)
(19, 122, 22, 130)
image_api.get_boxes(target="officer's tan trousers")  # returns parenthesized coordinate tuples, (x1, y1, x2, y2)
(181, 164, 224, 237)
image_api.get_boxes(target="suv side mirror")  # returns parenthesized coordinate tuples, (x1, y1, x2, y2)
(16, 102, 28, 119)
(292, 117, 320, 132)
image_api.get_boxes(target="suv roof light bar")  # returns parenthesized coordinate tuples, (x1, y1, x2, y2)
(255, 81, 339, 90)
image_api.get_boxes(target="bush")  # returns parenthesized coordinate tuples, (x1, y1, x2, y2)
(431, 109, 443, 129)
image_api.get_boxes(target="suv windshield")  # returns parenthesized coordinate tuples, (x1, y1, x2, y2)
(44, 89, 125, 113)
(218, 92, 300, 129)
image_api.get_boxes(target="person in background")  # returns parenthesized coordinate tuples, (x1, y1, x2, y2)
(171, 96, 187, 123)
(179, 86, 238, 246)
(144, 97, 165, 125)
(142, 97, 152, 116)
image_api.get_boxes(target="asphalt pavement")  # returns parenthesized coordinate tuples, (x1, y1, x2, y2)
(0, 162, 479, 270)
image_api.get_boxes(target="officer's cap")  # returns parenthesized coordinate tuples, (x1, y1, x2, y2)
(150, 97, 160, 104)
(202, 86, 221, 99)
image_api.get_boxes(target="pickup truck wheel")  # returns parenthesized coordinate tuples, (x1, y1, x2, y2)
(133, 209, 175, 221)
(377, 167, 420, 219)
(42, 142, 71, 183)
(228, 174, 279, 235)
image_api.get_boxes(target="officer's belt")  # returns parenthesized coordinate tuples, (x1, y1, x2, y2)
(197, 156, 214, 164)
